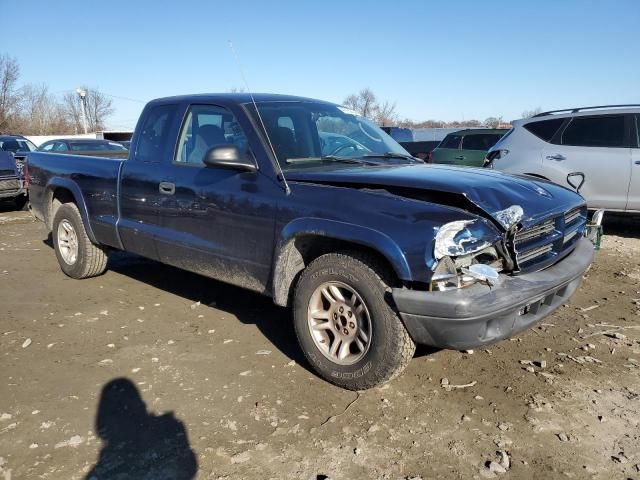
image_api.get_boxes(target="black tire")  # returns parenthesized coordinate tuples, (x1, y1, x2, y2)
(52, 203, 108, 279)
(14, 194, 28, 211)
(293, 252, 415, 390)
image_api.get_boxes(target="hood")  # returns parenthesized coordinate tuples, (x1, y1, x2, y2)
(286, 164, 585, 230)
(0, 151, 18, 178)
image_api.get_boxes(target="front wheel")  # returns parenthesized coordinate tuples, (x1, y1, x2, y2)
(52, 203, 108, 279)
(293, 252, 415, 390)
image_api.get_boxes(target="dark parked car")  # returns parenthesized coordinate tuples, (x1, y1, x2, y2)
(0, 135, 34, 209)
(400, 140, 440, 161)
(0, 134, 37, 154)
(37, 138, 129, 158)
(26, 93, 593, 390)
(431, 128, 508, 167)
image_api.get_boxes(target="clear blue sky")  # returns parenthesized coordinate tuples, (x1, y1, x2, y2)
(3, 0, 638, 130)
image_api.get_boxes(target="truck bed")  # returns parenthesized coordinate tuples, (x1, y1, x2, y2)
(26, 151, 125, 247)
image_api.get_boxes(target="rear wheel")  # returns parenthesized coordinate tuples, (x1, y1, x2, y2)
(52, 203, 108, 279)
(293, 252, 415, 390)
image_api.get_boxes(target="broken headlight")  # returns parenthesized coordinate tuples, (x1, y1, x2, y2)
(430, 220, 504, 291)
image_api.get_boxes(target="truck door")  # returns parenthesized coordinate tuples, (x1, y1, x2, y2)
(628, 114, 640, 211)
(155, 103, 280, 293)
(541, 114, 631, 210)
(118, 103, 181, 259)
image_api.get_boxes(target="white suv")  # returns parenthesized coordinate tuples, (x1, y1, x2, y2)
(485, 106, 640, 212)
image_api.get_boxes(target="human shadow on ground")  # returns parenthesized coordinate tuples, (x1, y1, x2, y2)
(85, 378, 197, 480)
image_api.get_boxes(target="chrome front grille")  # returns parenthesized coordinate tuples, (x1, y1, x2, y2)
(517, 243, 554, 263)
(514, 206, 587, 272)
(515, 219, 555, 245)
(564, 208, 581, 226)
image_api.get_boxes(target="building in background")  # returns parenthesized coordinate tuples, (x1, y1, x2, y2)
(26, 130, 133, 147)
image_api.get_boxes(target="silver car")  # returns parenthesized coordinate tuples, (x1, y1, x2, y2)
(485, 105, 640, 212)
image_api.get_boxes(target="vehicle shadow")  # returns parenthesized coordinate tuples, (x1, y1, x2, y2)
(42, 237, 438, 370)
(107, 250, 313, 370)
(0, 199, 20, 213)
(85, 377, 197, 480)
(602, 213, 640, 239)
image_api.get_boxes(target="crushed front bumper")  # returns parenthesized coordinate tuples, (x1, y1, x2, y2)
(392, 237, 594, 350)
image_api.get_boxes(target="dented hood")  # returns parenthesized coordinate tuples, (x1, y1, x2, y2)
(286, 164, 586, 229)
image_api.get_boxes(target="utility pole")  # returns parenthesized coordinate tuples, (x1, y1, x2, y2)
(76, 88, 88, 134)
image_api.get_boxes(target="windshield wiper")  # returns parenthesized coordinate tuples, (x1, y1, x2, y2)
(363, 152, 424, 163)
(285, 156, 379, 166)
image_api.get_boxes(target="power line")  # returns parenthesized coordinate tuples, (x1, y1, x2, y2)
(101, 92, 147, 104)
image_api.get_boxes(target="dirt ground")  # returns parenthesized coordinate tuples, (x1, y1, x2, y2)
(0, 203, 639, 480)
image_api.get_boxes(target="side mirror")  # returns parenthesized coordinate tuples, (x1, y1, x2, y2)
(202, 145, 256, 172)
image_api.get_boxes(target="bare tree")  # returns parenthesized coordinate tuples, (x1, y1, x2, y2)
(343, 88, 379, 119)
(521, 107, 542, 118)
(343, 88, 397, 126)
(63, 87, 114, 132)
(483, 116, 503, 128)
(0, 54, 21, 133)
(374, 100, 398, 127)
(19, 84, 72, 135)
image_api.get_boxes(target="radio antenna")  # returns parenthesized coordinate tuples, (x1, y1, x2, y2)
(228, 41, 290, 195)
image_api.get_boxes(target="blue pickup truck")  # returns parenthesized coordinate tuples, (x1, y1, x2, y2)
(25, 93, 594, 390)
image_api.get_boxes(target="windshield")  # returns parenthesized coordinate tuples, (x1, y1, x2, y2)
(246, 101, 412, 169)
(0, 138, 37, 153)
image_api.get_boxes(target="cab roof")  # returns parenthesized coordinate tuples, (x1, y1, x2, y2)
(148, 93, 336, 107)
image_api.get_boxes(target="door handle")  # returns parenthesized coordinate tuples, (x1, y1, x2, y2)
(635, 160, 640, 165)
(454, 155, 465, 160)
(159, 182, 175, 195)
(546, 154, 566, 161)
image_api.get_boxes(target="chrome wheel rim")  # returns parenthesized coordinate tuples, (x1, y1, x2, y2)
(57, 219, 78, 265)
(307, 281, 372, 365)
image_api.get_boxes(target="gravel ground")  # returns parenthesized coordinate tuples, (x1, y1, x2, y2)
(0, 205, 639, 480)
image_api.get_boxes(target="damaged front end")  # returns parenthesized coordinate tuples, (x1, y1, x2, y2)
(429, 205, 523, 291)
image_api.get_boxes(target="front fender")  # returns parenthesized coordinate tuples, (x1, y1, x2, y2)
(45, 177, 97, 244)
(271, 217, 412, 306)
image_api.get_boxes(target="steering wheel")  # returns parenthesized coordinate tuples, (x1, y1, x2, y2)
(329, 143, 357, 156)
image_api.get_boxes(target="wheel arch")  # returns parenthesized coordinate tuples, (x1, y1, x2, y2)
(271, 218, 412, 307)
(45, 178, 97, 244)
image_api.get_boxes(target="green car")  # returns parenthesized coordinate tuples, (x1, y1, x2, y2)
(431, 129, 508, 167)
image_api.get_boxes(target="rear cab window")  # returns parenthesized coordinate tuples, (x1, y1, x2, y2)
(560, 115, 626, 147)
(135, 104, 179, 163)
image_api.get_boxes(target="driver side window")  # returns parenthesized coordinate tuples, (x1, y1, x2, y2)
(175, 105, 248, 165)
